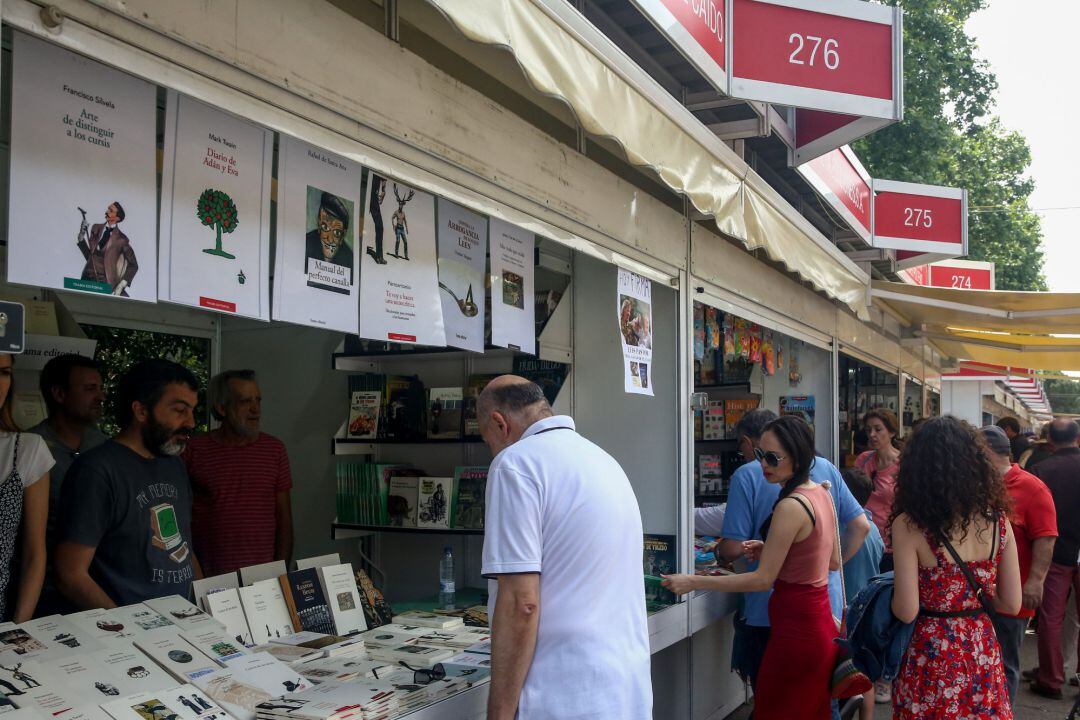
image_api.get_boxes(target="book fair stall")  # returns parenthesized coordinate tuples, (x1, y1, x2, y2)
(0, 2, 945, 719)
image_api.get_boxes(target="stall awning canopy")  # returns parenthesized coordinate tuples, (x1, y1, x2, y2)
(428, 0, 870, 315)
(872, 280, 1080, 371)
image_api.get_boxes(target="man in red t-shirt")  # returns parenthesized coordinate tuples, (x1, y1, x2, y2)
(183, 370, 293, 577)
(980, 426, 1058, 703)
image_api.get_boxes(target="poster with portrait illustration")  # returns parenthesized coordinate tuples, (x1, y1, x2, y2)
(436, 199, 488, 352)
(617, 268, 654, 396)
(490, 218, 535, 354)
(273, 136, 365, 333)
(7, 33, 158, 302)
(158, 93, 273, 320)
(357, 175, 445, 346)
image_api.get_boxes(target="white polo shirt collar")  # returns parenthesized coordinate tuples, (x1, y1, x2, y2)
(520, 415, 576, 440)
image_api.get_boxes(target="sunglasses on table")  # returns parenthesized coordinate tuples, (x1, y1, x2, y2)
(399, 661, 446, 685)
(754, 447, 787, 467)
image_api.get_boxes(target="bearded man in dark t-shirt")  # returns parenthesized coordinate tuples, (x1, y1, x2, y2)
(56, 359, 202, 608)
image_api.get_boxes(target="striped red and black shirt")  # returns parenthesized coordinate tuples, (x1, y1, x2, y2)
(183, 432, 292, 577)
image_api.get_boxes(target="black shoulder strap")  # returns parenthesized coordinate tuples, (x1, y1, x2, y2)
(940, 534, 995, 616)
(786, 493, 816, 527)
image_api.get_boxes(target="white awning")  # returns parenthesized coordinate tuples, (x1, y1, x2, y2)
(427, 0, 870, 316)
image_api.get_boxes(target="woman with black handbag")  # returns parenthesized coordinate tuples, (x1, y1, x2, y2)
(890, 415, 1021, 718)
(0, 353, 54, 622)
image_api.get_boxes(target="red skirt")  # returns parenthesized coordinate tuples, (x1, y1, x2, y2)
(754, 580, 839, 720)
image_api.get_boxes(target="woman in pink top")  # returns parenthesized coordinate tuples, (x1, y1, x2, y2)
(856, 408, 902, 565)
(663, 416, 856, 718)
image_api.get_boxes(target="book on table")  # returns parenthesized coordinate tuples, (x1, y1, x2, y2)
(39, 645, 174, 699)
(144, 596, 224, 633)
(277, 570, 335, 636)
(237, 583, 296, 646)
(203, 588, 254, 646)
(314, 563, 367, 636)
(269, 631, 364, 658)
(100, 683, 228, 720)
(132, 630, 218, 683)
(66, 608, 142, 643)
(389, 610, 464, 629)
(192, 573, 240, 612)
(181, 628, 250, 665)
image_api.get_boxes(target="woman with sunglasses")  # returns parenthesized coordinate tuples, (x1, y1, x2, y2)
(889, 416, 1019, 719)
(663, 415, 841, 719)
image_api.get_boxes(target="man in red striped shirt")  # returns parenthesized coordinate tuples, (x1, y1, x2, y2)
(183, 370, 293, 577)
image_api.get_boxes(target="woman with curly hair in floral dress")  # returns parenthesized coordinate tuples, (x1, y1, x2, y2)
(890, 415, 1021, 718)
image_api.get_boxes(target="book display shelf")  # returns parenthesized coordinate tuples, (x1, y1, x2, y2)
(692, 301, 764, 511)
(329, 240, 573, 605)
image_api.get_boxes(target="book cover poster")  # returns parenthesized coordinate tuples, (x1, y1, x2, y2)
(616, 269, 654, 396)
(436, 199, 488, 352)
(489, 218, 535, 353)
(7, 33, 158, 302)
(780, 395, 816, 430)
(273, 136, 365, 332)
(158, 92, 272, 320)
(357, 175, 445, 346)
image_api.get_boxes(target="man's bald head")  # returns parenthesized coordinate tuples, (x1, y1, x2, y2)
(1048, 417, 1080, 447)
(476, 375, 553, 455)
(477, 375, 552, 421)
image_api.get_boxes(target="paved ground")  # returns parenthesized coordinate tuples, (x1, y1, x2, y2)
(726, 632, 1077, 719)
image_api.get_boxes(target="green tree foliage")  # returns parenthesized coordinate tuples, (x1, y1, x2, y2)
(855, 0, 1045, 290)
(197, 188, 239, 259)
(1044, 378, 1080, 416)
(80, 324, 212, 436)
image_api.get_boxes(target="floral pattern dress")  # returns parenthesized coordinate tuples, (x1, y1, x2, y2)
(893, 517, 1012, 719)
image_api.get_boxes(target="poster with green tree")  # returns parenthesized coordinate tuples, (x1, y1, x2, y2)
(159, 93, 272, 320)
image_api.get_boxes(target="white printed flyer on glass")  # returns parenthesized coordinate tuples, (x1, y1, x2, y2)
(617, 268, 654, 396)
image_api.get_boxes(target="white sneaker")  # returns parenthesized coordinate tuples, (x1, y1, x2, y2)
(874, 680, 892, 704)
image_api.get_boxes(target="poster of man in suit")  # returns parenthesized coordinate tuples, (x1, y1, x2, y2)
(7, 34, 158, 302)
(77, 201, 139, 296)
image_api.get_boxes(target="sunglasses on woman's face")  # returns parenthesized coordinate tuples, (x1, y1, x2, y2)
(754, 447, 787, 467)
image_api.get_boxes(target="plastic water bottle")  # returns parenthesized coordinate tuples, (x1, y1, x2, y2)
(439, 546, 456, 609)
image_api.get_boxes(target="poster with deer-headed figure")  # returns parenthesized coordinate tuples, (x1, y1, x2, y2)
(7, 33, 158, 302)
(158, 92, 272, 320)
(357, 175, 445, 346)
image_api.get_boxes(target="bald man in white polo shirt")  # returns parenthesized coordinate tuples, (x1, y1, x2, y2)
(478, 375, 652, 720)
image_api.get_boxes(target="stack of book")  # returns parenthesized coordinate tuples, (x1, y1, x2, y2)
(270, 632, 364, 660)
(390, 611, 464, 630)
(365, 643, 455, 670)
(254, 679, 398, 720)
(293, 656, 394, 684)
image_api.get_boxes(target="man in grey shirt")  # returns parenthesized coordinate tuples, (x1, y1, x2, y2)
(30, 354, 108, 614)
